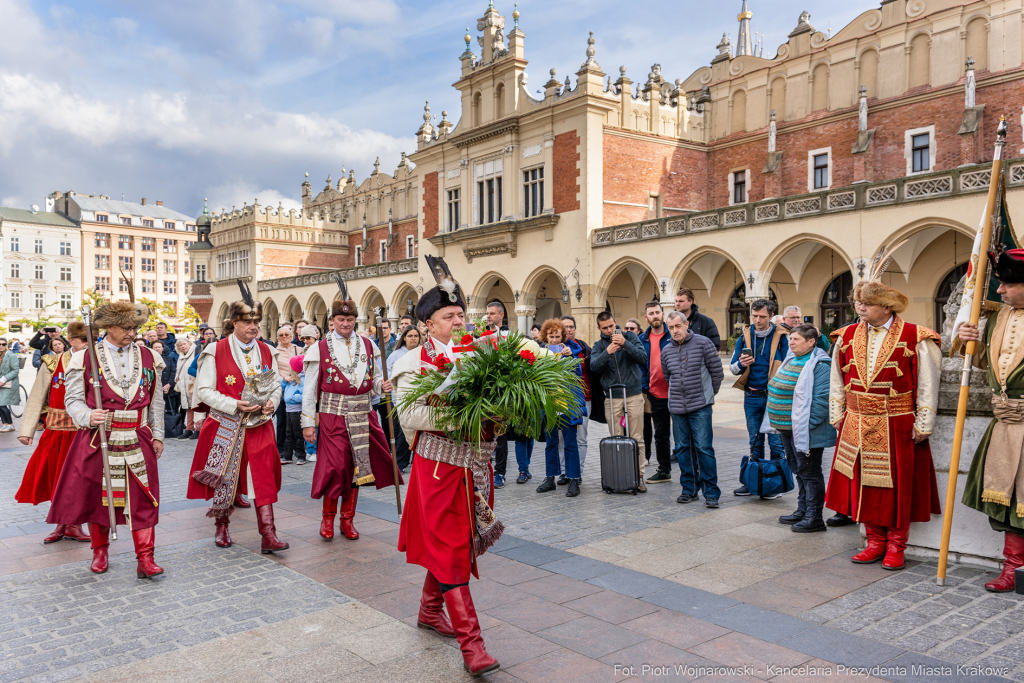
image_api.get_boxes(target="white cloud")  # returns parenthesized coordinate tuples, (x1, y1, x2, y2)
(111, 17, 138, 37)
(204, 181, 305, 216)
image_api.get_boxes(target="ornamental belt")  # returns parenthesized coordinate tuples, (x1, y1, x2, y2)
(319, 391, 376, 486)
(45, 408, 77, 431)
(98, 409, 156, 509)
(414, 432, 503, 554)
(834, 390, 915, 490)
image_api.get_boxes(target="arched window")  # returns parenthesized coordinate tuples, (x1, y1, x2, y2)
(472, 92, 482, 127)
(909, 34, 931, 89)
(731, 90, 747, 134)
(770, 77, 787, 122)
(965, 17, 989, 72)
(860, 50, 878, 99)
(821, 272, 854, 337)
(935, 263, 969, 330)
(811, 63, 829, 112)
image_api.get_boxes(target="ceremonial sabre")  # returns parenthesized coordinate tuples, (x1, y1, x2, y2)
(81, 306, 118, 541)
(936, 118, 1008, 586)
(375, 308, 403, 516)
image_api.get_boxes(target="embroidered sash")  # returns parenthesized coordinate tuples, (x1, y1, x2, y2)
(193, 361, 279, 518)
(102, 409, 157, 508)
(983, 396, 1024, 517)
(834, 391, 915, 488)
(319, 392, 376, 486)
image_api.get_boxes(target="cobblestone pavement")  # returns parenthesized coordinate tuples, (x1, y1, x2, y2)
(0, 377, 1021, 682)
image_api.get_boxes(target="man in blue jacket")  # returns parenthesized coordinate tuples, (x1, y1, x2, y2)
(591, 311, 649, 492)
(729, 299, 788, 498)
(640, 302, 673, 484)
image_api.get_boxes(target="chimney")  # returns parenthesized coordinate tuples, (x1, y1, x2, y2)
(141, 198, 147, 205)
(156, 200, 163, 207)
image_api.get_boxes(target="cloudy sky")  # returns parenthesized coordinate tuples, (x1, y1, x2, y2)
(0, 0, 866, 218)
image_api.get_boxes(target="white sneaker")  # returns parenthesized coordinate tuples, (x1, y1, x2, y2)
(0, 424, 14, 433)
(306, 454, 317, 461)
(761, 492, 784, 500)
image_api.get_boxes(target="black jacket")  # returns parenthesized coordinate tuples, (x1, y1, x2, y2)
(590, 330, 647, 398)
(684, 304, 721, 352)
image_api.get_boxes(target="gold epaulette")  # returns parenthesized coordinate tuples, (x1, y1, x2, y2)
(42, 353, 59, 374)
(917, 326, 941, 345)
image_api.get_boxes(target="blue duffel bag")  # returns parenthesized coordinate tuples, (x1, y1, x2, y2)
(739, 455, 794, 499)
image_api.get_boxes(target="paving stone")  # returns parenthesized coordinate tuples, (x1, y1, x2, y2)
(779, 626, 905, 668)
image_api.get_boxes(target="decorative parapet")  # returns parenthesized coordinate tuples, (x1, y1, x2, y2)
(428, 214, 560, 262)
(592, 159, 1024, 247)
(256, 258, 419, 292)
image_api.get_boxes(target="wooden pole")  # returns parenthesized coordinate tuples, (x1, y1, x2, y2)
(81, 306, 118, 541)
(375, 309, 403, 516)
(936, 118, 1007, 585)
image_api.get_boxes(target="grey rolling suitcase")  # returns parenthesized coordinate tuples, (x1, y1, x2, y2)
(600, 384, 641, 495)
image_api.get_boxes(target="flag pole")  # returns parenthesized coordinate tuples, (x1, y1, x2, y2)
(936, 118, 1007, 585)
(81, 306, 119, 541)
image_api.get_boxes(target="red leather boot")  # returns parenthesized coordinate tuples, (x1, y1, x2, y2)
(443, 585, 499, 676)
(320, 497, 338, 541)
(883, 526, 910, 570)
(133, 527, 164, 578)
(63, 524, 91, 542)
(215, 517, 232, 548)
(986, 531, 1024, 592)
(339, 488, 359, 541)
(89, 524, 110, 574)
(417, 572, 455, 637)
(256, 504, 289, 554)
(234, 493, 251, 508)
(852, 524, 888, 564)
(43, 524, 66, 544)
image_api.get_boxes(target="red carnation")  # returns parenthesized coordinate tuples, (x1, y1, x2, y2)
(460, 334, 474, 345)
(519, 349, 536, 364)
(433, 354, 452, 370)
(480, 329, 495, 337)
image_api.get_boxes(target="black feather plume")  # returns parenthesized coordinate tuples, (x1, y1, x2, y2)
(425, 255, 459, 303)
(335, 273, 350, 301)
(237, 279, 254, 307)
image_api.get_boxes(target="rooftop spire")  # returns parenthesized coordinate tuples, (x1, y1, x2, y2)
(737, 1, 753, 57)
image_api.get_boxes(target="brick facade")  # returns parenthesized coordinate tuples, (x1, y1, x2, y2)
(422, 171, 439, 238)
(603, 132, 708, 226)
(553, 131, 581, 214)
(346, 219, 417, 265)
(260, 249, 347, 279)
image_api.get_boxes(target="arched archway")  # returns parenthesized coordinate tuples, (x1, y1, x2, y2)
(359, 287, 387, 331)
(598, 259, 659, 325)
(473, 274, 515, 328)
(391, 283, 420, 320)
(307, 293, 327, 328)
(522, 265, 569, 330)
(281, 296, 302, 325)
(217, 302, 229, 325)
(672, 248, 745, 340)
(726, 284, 778, 341)
(262, 298, 280, 340)
(760, 236, 855, 333)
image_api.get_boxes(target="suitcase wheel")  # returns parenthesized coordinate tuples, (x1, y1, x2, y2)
(632, 491, 638, 495)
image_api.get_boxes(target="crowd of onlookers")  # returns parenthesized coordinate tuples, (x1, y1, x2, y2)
(2, 292, 847, 532)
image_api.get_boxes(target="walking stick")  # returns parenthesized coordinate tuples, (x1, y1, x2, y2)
(936, 119, 1007, 585)
(375, 308, 403, 517)
(81, 306, 118, 541)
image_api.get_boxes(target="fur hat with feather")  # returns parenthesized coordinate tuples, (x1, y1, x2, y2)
(851, 241, 910, 314)
(228, 280, 262, 323)
(66, 320, 98, 341)
(93, 270, 150, 330)
(331, 274, 358, 318)
(415, 255, 467, 322)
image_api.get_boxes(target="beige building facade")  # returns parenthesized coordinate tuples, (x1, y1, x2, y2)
(196, 0, 1024, 349)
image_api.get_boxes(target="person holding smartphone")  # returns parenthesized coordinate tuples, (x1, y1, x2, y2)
(729, 299, 789, 498)
(30, 326, 68, 370)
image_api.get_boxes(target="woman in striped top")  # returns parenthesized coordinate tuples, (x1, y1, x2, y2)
(762, 325, 837, 533)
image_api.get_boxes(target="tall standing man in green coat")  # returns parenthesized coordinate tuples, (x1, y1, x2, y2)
(957, 247, 1024, 593)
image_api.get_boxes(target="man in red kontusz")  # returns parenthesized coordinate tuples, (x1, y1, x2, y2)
(187, 281, 287, 554)
(301, 276, 400, 542)
(391, 257, 503, 676)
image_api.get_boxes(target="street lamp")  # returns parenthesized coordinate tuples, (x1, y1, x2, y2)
(561, 258, 582, 305)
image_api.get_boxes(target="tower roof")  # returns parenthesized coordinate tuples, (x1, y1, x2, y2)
(737, 1, 753, 57)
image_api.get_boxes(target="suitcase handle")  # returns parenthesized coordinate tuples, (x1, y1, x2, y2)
(609, 383, 630, 439)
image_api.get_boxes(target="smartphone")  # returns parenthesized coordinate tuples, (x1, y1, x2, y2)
(548, 343, 564, 355)
(44, 327, 57, 333)
(741, 348, 753, 358)
(614, 327, 622, 335)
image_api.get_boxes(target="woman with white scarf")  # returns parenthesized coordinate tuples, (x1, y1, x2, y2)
(174, 338, 198, 439)
(760, 324, 837, 532)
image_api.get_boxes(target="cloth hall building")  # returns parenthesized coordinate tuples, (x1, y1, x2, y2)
(190, 0, 1024, 348)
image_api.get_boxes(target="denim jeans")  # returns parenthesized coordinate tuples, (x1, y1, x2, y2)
(778, 430, 826, 517)
(546, 426, 580, 479)
(672, 406, 720, 501)
(743, 391, 784, 461)
(515, 439, 534, 474)
(559, 401, 590, 472)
